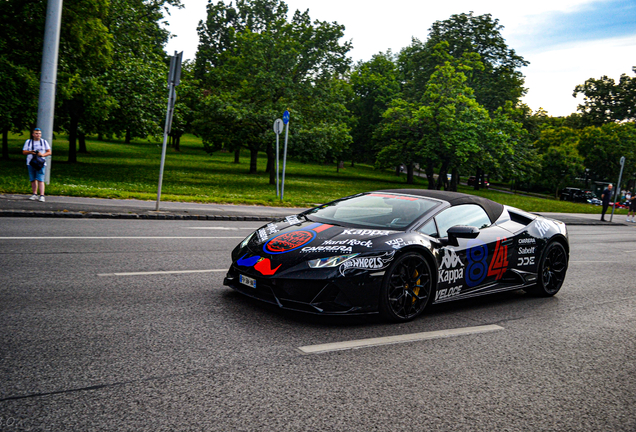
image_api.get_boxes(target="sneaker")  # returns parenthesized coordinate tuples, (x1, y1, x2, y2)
(29, 194, 38, 200)
(38, 195, 45, 202)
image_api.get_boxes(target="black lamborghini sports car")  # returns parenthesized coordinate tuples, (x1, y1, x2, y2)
(223, 189, 569, 322)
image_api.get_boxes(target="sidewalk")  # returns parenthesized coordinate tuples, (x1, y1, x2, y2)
(0, 193, 629, 225)
(0, 193, 301, 221)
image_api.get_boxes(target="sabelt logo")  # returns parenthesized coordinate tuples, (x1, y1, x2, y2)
(518, 238, 536, 245)
(518, 246, 535, 255)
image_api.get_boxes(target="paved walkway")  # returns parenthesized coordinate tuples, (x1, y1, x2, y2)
(0, 193, 630, 225)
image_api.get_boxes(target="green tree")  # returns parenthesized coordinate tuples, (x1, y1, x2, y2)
(399, 12, 528, 112)
(577, 123, 636, 184)
(0, 0, 47, 158)
(194, 0, 351, 181)
(348, 51, 400, 165)
(533, 127, 584, 197)
(573, 72, 636, 126)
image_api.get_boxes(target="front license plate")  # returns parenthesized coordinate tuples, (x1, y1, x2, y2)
(239, 274, 257, 289)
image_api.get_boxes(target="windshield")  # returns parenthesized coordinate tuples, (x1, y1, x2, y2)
(305, 193, 440, 229)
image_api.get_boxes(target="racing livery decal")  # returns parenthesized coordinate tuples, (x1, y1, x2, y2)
(466, 239, 488, 287)
(488, 238, 510, 280)
(237, 254, 282, 276)
(263, 223, 334, 254)
(438, 248, 464, 285)
(435, 285, 462, 301)
(339, 251, 395, 276)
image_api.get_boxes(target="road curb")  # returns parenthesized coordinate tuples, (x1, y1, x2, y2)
(0, 209, 277, 222)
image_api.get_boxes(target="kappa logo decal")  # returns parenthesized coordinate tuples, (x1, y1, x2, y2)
(264, 230, 316, 254)
(440, 248, 462, 269)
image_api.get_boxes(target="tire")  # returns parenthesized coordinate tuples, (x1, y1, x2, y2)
(527, 241, 568, 297)
(379, 252, 433, 322)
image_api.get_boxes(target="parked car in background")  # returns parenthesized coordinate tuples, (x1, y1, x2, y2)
(467, 176, 489, 188)
(588, 197, 602, 205)
(560, 187, 594, 203)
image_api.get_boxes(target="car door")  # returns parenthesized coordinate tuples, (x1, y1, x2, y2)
(419, 204, 515, 302)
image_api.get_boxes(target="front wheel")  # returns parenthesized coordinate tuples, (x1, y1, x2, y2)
(379, 252, 433, 322)
(527, 241, 568, 296)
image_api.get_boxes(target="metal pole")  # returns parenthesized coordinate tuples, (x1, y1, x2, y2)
(276, 131, 280, 197)
(156, 86, 175, 211)
(610, 156, 626, 222)
(37, 0, 64, 185)
(281, 121, 289, 201)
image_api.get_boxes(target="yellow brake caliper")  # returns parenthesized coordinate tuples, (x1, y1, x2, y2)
(412, 270, 420, 303)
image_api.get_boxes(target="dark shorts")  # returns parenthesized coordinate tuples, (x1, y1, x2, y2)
(630, 200, 636, 211)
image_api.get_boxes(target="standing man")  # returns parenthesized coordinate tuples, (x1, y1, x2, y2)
(627, 192, 636, 223)
(601, 183, 613, 221)
(22, 128, 52, 202)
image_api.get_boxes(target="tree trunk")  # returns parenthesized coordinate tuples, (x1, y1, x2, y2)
(395, 165, 401, 176)
(234, 149, 240, 164)
(249, 147, 258, 174)
(2, 128, 9, 160)
(474, 168, 482, 190)
(125, 129, 131, 144)
(68, 116, 78, 163)
(174, 135, 180, 152)
(266, 142, 275, 185)
(450, 167, 458, 191)
(78, 132, 87, 153)
(436, 160, 449, 190)
(426, 159, 436, 189)
(406, 162, 414, 184)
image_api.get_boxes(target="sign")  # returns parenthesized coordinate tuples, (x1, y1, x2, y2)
(283, 110, 290, 124)
(273, 119, 284, 135)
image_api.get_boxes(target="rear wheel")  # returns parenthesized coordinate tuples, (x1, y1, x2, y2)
(379, 252, 432, 322)
(527, 241, 568, 296)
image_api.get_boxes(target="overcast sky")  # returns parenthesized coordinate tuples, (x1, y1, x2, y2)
(164, 0, 636, 117)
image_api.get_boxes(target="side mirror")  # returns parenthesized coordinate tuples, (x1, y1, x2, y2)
(446, 225, 479, 246)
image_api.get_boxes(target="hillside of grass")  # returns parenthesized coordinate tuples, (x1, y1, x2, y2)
(0, 131, 617, 214)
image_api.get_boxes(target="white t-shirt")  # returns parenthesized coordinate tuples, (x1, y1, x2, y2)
(22, 139, 51, 166)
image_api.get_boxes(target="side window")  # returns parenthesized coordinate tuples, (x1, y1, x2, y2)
(434, 204, 491, 238)
(417, 219, 438, 237)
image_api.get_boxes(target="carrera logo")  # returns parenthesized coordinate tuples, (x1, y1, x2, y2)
(264, 230, 316, 254)
(518, 238, 536, 245)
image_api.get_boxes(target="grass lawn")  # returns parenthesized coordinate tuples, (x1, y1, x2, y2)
(0, 131, 622, 214)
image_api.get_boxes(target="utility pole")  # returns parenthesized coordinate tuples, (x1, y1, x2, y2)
(37, 0, 64, 185)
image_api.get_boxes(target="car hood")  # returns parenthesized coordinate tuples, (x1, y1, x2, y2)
(236, 218, 402, 276)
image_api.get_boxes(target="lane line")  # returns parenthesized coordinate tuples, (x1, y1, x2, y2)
(298, 324, 504, 354)
(183, 227, 255, 230)
(0, 236, 244, 240)
(98, 269, 228, 277)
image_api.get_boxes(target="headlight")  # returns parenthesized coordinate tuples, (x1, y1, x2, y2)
(307, 253, 360, 269)
(240, 231, 255, 249)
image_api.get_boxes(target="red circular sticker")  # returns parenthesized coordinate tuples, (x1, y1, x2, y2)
(265, 230, 315, 254)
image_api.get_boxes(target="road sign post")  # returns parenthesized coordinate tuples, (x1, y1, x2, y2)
(156, 51, 183, 211)
(273, 119, 284, 197)
(281, 110, 290, 201)
(610, 155, 626, 222)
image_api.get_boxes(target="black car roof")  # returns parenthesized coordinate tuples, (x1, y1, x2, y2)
(374, 189, 504, 223)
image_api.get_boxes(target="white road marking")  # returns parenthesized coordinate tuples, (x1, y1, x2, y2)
(183, 227, 255, 230)
(298, 324, 504, 354)
(98, 269, 228, 277)
(0, 236, 244, 240)
(570, 261, 614, 263)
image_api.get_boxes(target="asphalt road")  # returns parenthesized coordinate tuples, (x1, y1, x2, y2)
(0, 218, 634, 431)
